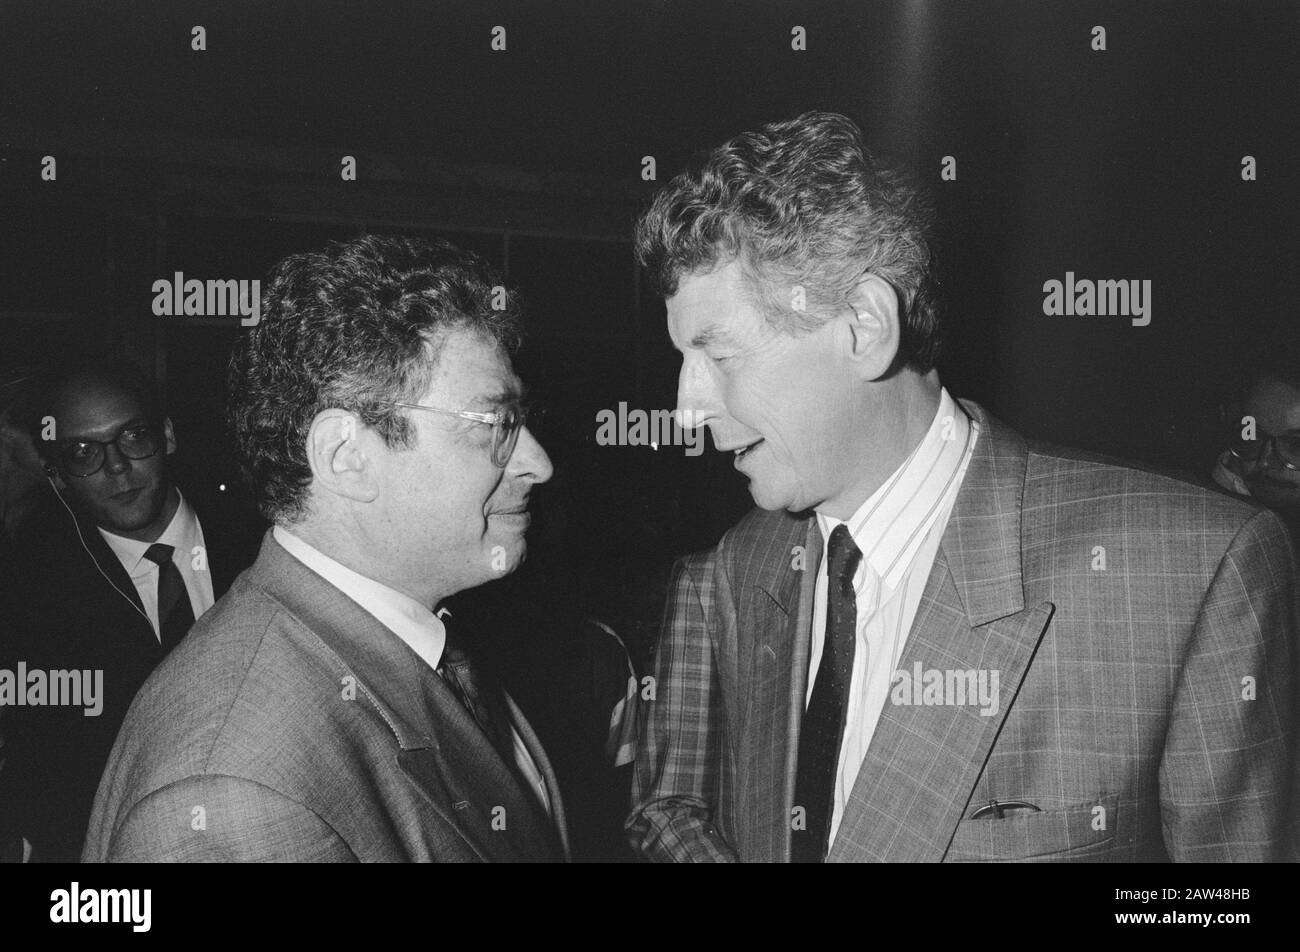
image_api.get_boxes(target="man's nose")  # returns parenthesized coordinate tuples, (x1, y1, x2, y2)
(101, 442, 131, 476)
(675, 355, 723, 431)
(507, 425, 553, 484)
(1259, 436, 1286, 471)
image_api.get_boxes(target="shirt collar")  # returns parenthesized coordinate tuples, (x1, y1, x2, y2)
(816, 387, 977, 592)
(99, 488, 200, 575)
(271, 525, 447, 672)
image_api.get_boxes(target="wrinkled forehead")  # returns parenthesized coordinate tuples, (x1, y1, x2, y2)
(666, 262, 761, 349)
(418, 327, 523, 407)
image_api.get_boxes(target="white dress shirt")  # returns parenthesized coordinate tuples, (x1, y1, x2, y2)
(271, 526, 551, 816)
(808, 387, 979, 844)
(99, 490, 214, 641)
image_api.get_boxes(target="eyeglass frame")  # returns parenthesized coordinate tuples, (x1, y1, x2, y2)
(381, 400, 535, 468)
(1227, 430, 1300, 472)
(49, 420, 168, 478)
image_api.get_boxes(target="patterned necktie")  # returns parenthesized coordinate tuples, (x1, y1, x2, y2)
(792, 523, 863, 863)
(143, 542, 194, 652)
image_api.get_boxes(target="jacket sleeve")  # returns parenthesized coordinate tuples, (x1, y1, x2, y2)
(625, 552, 738, 862)
(87, 774, 359, 863)
(1160, 508, 1300, 861)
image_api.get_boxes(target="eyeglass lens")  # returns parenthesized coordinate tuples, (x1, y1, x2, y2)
(59, 425, 162, 476)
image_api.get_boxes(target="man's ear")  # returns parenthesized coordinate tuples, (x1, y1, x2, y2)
(305, 409, 379, 504)
(162, 416, 178, 456)
(41, 458, 67, 494)
(843, 273, 901, 380)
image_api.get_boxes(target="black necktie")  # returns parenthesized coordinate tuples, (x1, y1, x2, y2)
(792, 523, 862, 863)
(143, 543, 194, 653)
(437, 639, 516, 767)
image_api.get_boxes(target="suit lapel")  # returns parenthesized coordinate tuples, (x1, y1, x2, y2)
(77, 515, 147, 618)
(503, 690, 571, 860)
(73, 515, 160, 658)
(827, 547, 1053, 861)
(734, 515, 821, 862)
(827, 399, 1055, 861)
(397, 672, 562, 862)
(250, 533, 561, 862)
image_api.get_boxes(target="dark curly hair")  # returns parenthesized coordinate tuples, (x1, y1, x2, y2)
(227, 234, 523, 524)
(635, 111, 942, 373)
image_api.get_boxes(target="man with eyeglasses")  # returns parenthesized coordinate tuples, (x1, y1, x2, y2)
(0, 360, 258, 862)
(84, 234, 565, 862)
(1213, 338, 1300, 539)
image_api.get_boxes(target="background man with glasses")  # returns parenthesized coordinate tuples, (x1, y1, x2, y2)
(85, 234, 566, 862)
(0, 360, 258, 862)
(1213, 336, 1300, 539)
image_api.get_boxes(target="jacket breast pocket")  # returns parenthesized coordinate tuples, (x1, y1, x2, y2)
(945, 794, 1120, 862)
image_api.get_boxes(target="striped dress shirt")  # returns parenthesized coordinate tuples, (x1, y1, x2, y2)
(808, 387, 980, 843)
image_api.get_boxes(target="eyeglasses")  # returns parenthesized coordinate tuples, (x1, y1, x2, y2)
(53, 422, 165, 477)
(1228, 431, 1300, 472)
(384, 401, 537, 467)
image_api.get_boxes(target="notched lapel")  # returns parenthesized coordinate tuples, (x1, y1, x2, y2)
(396, 747, 493, 862)
(828, 547, 1055, 862)
(81, 520, 147, 616)
(737, 518, 821, 862)
(395, 676, 560, 863)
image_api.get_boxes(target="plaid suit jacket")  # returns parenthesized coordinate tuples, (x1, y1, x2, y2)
(628, 400, 1300, 862)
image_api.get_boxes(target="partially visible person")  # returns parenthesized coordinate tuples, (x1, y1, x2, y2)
(0, 366, 45, 546)
(1212, 336, 1300, 538)
(0, 359, 260, 862)
(0, 365, 44, 863)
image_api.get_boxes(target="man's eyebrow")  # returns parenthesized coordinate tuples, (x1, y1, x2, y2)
(470, 384, 525, 407)
(689, 324, 733, 349)
(60, 417, 152, 442)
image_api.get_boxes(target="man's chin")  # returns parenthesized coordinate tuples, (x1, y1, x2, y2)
(97, 514, 155, 535)
(745, 482, 797, 513)
(91, 499, 162, 535)
(483, 538, 526, 577)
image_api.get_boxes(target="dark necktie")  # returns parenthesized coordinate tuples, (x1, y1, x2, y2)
(438, 631, 553, 835)
(437, 639, 516, 768)
(143, 543, 194, 653)
(792, 523, 862, 863)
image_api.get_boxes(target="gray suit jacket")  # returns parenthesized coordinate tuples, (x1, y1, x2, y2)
(84, 532, 569, 862)
(629, 400, 1300, 862)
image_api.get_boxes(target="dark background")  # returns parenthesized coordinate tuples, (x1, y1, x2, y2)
(2, 0, 1297, 659)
